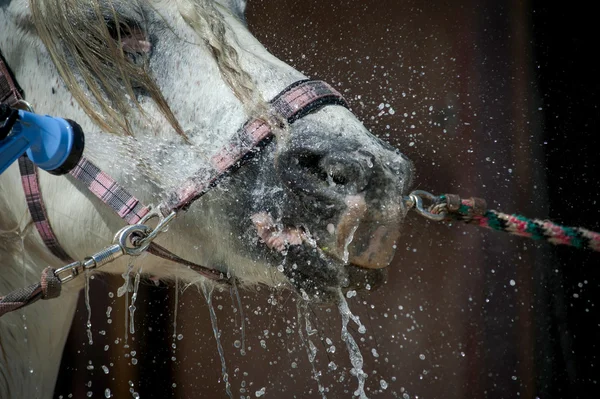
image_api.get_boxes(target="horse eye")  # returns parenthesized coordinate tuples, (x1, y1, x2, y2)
(106, 18, 152, 56)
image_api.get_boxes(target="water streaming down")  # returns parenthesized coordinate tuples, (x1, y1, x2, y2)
(172, 277, 179, 357)
(19, 233, 31, 373)
(129, 268, 142, 335)
(337, 289, 369, 399)
(202, 283, 233, 399)
(296, 302, 327, 399)
(85, 270, 93, 345)
(116, 259, 136, 347)
(117, 259, 135, 297)
(342, 225, 360, 265)
(231, 280, 246, 355)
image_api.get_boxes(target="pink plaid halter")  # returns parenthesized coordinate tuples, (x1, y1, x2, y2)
(1, 51, 347, 271)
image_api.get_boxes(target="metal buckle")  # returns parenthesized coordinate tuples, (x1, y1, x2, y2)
(54, 207, 177, 283)
(404, 190, 447, 222)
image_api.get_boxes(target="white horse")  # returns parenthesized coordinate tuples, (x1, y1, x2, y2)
(0, 0, 412, 397)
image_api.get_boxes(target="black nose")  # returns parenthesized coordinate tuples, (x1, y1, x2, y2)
(276, 148, 373, 201)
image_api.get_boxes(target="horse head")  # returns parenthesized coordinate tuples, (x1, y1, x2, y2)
(2, 0, 413, 301)
(0, 1, 412, 394)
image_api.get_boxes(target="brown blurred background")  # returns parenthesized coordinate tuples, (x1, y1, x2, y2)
(55, 0, 600, 398)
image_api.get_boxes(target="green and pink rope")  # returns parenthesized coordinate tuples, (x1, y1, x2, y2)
(430, 194, 600, 252)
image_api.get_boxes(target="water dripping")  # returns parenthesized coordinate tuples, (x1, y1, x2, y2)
(172, 277, 179, 359)
(342, 225, 359, 265)
(117, 258, 135, 297)
(337, 289, 368, 399)
(297, 302, 327, 399)
(202, 283, 233, 399)
(124, 283, 129, 347)
(129, 268, 142, 335)
(85, 270, 93, 345)
(18, 230, 30, 352)
(231, 280, 246, 355)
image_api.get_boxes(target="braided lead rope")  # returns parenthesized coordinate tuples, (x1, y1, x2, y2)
(407, 191, 600, 252)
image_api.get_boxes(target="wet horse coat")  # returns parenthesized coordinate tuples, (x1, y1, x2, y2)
(0, 0, 411, 397)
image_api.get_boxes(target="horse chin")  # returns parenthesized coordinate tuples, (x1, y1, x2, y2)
(280, 246, 388, 305)
(251, 212, 390, 304)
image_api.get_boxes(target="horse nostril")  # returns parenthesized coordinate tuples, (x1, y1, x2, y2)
(296, 152, 329, 183)
(278, 149, 371, 197)
(319, 154, 363, 188)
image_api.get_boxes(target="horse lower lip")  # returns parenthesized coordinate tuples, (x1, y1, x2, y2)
(251, 212, 307, 253)
(251, 211, 397, 272)
(344, 263, 387, 292)
(331, 194, 400, 270)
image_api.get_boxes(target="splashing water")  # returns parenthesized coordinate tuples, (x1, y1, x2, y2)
(172, 277, 179, 356)
(337, 289, 368, 399)
(124, 285, 129, 347)
(202, 284, 233, 399)
(297, 302, 327, 399)
(129, 268, 142, 335)
(117, 259, 135, 298)
(231, 280, 246, 356)
(18, 232, 32, 374)
(85, 270, 93, 345)
(342, 225, 359, 265)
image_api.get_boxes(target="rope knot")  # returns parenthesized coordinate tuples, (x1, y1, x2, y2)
(40, 267, 62, 300)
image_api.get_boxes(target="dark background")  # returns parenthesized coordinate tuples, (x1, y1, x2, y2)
(54, 1, 600, 398)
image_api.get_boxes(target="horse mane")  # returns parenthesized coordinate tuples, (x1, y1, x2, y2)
(29, 0, 266, 137)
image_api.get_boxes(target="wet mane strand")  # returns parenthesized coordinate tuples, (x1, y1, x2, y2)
(29, 0, 266, 136)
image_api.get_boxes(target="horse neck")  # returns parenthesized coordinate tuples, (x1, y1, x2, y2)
(0, 234, 81, 399)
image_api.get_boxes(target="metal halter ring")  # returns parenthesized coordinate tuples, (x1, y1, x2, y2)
(114, 224, 153, 256)
(405, 190, 447, 222)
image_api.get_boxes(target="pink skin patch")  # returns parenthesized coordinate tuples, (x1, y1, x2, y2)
(121, 30, 152, 54)
(335, 195, 368, 252)
(334, 194, 401, 269)
(251, 212, 305, 253)
(252, 194, 401, 270)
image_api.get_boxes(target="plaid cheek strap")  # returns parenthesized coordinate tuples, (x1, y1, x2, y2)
(1, 69, 348, 268)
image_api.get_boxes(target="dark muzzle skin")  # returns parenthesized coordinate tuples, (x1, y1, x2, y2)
(218, 107, 413, 302)
(275, 114, 412, 260)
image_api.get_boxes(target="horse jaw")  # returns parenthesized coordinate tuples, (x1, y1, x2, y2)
(0, 0, 412, 292)
(0, 1, 414, 395)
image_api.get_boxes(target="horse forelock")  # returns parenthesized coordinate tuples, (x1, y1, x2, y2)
(27, 0, 266, 137)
